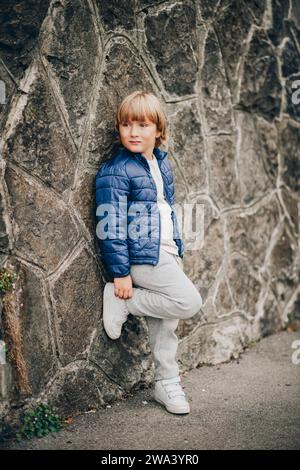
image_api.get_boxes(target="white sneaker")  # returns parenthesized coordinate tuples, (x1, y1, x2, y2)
(103, 282, 129, 339)
(154, 376, 190, 414)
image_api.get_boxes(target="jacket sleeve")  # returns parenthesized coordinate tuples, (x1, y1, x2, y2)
(95, 164, 131, 279)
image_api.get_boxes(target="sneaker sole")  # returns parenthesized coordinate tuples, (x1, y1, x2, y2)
(154, 395, 190, 414)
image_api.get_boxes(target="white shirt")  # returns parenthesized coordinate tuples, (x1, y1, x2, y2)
(147, 154, 179, 256)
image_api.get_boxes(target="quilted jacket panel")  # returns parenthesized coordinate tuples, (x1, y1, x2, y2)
(95, 145, 184, 279)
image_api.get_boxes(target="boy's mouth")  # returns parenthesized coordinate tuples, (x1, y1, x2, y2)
(129, 141, 142, 144)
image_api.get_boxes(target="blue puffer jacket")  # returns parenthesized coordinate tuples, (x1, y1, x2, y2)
(95, 144, 184, 280)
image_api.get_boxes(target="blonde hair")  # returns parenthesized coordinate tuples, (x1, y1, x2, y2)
(115, 90, 168, 147)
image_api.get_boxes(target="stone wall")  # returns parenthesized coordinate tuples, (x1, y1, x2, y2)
(0, 0, 299, 420)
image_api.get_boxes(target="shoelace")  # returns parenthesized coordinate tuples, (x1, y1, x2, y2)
(162, 382, 186, 399)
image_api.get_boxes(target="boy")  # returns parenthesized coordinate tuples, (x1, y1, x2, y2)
(95, 91, 202, 414)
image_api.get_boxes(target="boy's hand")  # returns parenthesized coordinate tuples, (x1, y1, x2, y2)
(114, 275, 133, 299)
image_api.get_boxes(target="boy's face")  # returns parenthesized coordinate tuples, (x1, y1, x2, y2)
(118, 117, 161, 159)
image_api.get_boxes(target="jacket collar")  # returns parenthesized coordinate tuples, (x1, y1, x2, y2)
(153, 146, 168, 160)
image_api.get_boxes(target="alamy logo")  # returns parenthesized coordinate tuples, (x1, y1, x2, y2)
(291, 80, 300, 105)
(96, 196, 205, 251)
(291, 340, 300, 365)
(0, 80, 6, 104)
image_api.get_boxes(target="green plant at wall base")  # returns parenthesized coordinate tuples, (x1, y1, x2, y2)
(0, 268, 17, 294)
(16, 403, 62, 441)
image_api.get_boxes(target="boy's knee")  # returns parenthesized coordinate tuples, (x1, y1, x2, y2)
(180, 290, 203, 319)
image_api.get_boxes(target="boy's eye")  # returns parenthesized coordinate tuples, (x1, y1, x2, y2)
(120, 122, 149, 127)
